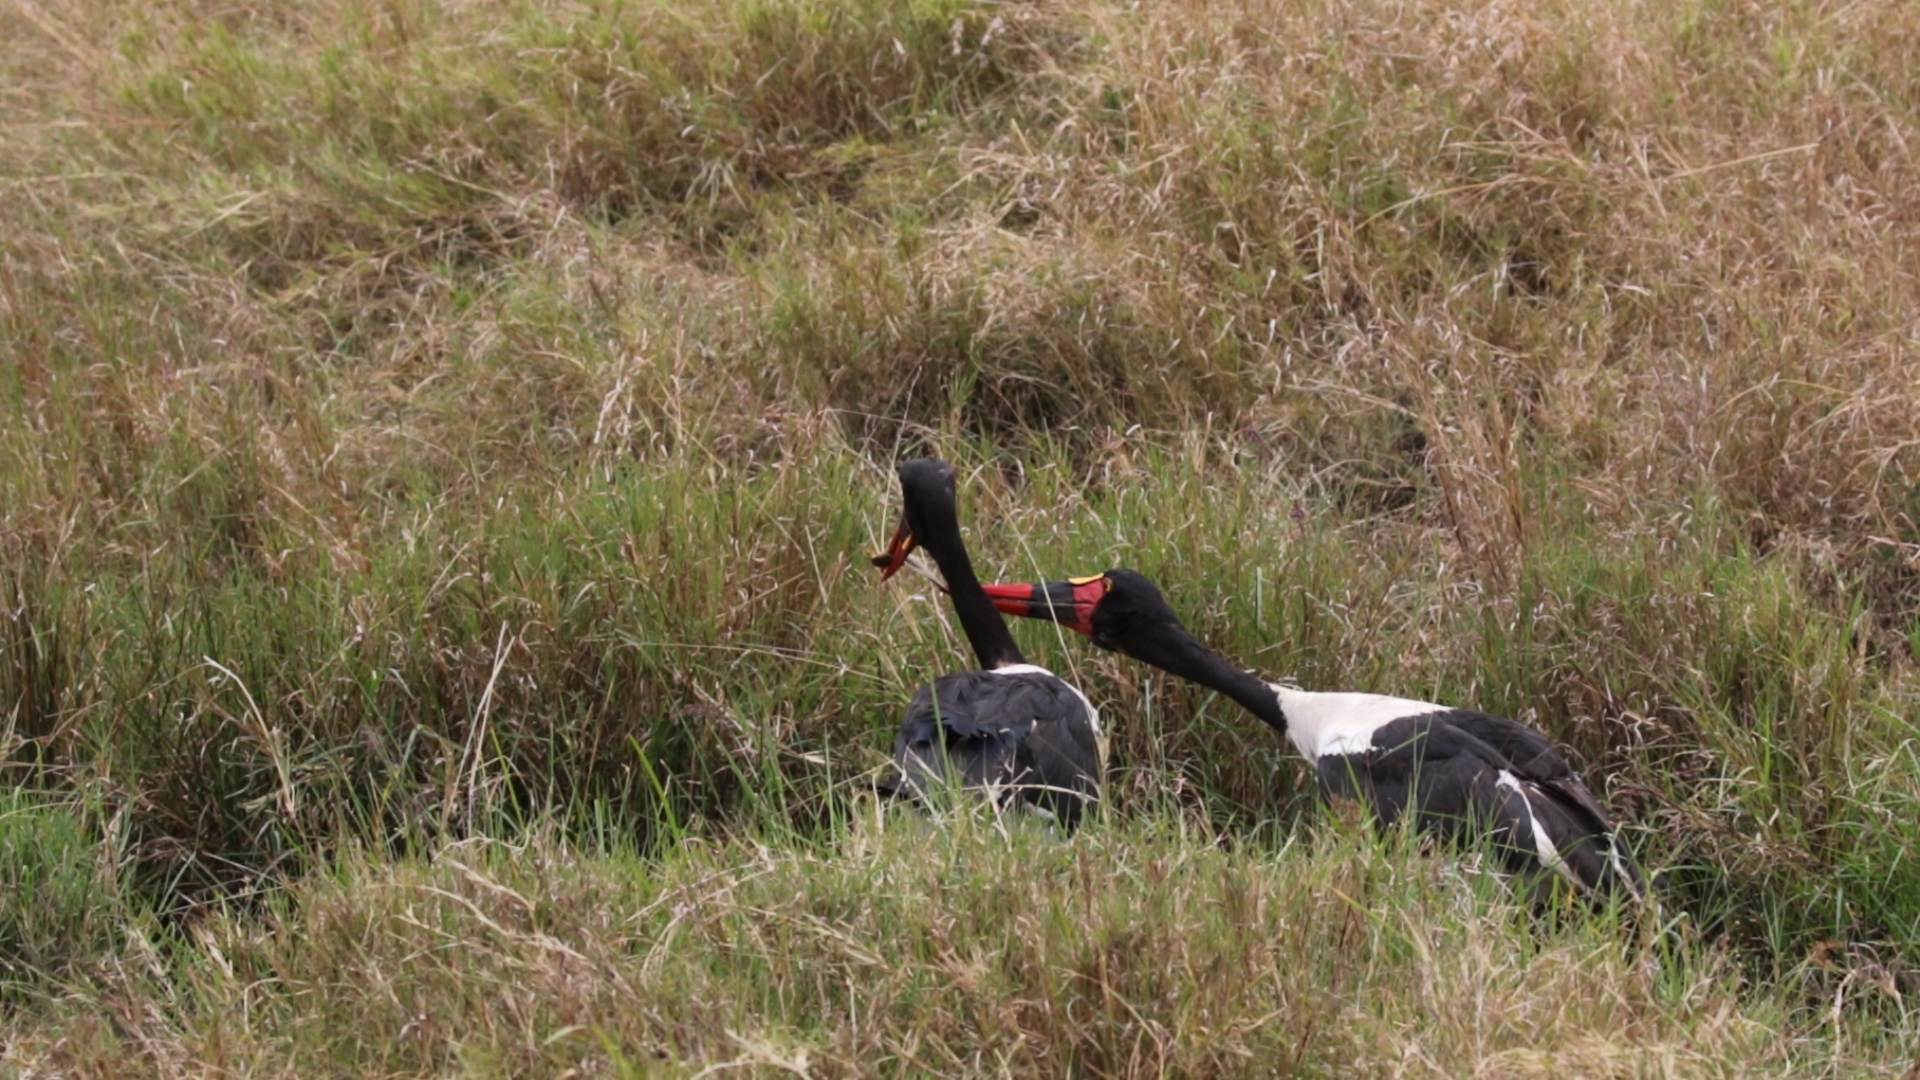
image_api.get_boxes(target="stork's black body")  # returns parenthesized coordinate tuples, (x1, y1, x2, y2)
(978, 569, 1644, 903)
(887, 663, 1101, 826)
(870, 459, 1102, 828)
(1310, 707, 1641, 903)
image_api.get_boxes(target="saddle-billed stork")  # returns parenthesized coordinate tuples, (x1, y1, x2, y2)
(977, 567, 1645, 903)
(868, 459, 1102, 827)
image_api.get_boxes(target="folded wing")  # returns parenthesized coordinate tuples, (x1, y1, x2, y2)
(880, 668, 1101, 828)
(1318, 712, 1643, 902)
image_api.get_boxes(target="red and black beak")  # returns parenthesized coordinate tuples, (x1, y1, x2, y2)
(977, 575, 1108, 638)
(869, 515, 917, 581)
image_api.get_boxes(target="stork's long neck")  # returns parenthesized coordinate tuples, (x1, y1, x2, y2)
(1122, 622, 1286, 734)
(919, 523, 1025, 671)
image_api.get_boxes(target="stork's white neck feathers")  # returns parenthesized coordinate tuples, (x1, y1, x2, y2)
(1268, 685, 1448, 762)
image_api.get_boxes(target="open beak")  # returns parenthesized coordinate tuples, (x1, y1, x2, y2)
(869, 516, 917, 581)
(977, 575, 1106, 638)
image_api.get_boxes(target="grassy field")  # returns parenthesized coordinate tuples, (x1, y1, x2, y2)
(3, 0, 1919, 1073)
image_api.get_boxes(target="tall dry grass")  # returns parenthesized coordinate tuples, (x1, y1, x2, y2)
(2, 0, 1919, 1067)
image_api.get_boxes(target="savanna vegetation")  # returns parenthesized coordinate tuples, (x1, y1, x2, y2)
(3, 0, 1919, 1073)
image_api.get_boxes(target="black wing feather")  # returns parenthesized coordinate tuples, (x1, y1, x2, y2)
(1317, 712, 1643, 903)
(880, 669, 1101, 829)
(1442, 710, 1645, 901)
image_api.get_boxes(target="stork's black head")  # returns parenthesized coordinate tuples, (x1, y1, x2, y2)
(980, 566, 1285, 728)
(977, 568, 1187, 656)
(870, 458, 959, 580)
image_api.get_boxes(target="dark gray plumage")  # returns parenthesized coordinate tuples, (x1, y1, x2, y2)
(870, 459, 1102, 827)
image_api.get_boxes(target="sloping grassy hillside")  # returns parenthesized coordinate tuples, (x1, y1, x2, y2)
(3, 0, 1918, 1072)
